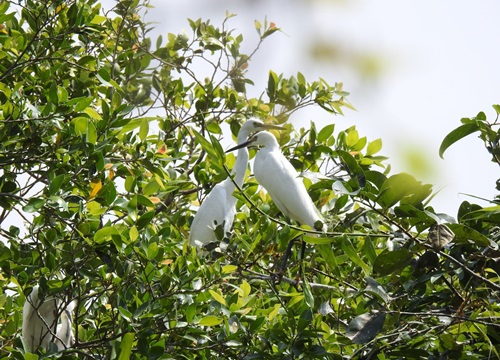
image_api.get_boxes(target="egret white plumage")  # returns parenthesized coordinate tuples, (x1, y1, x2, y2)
(22, 285, 74, 352)
(227, 131, 324, 231)
(189, 119, 284, 248)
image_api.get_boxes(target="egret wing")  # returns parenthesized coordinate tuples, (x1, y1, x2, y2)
(189, 180, 236, 247)
(254, 150, 321, 228)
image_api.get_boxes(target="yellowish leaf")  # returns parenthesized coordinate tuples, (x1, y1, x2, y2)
(209, 290, 226, 306)
(222, 265, 237, 274)
(88, 179, 102, 199)
(129, 226, 139, 242)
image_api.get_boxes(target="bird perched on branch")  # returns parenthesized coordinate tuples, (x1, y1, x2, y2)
(227, 131, 324, 231)
(189, 119, 284, 248)
(22, 285, 74, 352)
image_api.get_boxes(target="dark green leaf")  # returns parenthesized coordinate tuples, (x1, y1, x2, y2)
(48, 174, 66, 195)
(192, 128, 221, 162)
(374, 248, 412, 276)
(317, 244, 340, 276)
(446, 223, 491, 247)
(439, 123, 481, 158)
(341, 235, 371, 274)
(22, 198, 45, 213)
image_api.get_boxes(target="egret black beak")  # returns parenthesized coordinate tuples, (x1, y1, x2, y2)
(226, 135, 258, 153)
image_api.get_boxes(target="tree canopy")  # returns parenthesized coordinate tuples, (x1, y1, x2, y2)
(1, 0, 499, 359)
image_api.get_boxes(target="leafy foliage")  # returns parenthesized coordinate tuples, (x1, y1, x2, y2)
(0, 0, 499, 359)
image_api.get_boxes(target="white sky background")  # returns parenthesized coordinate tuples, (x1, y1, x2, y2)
(122, 0, 498, 217)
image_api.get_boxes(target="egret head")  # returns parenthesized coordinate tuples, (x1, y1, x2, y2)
(226, 131, 278, 152)
(237, 118, 284, 143)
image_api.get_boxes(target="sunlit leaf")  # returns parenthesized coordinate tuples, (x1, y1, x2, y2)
(209, 290, 226, 306)
(199, 316, 223, 326)
(118, 333, 135, 360)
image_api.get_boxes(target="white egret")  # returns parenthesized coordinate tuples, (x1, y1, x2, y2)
(22, 285, 74, 352)
(227, 131, 324, 231)
(189, 119, 284, 248)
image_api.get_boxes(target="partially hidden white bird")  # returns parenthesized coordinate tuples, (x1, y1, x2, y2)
(189, 119, 284, 248)
(22, 285, 74, 352)
(227, 131, 324, 231)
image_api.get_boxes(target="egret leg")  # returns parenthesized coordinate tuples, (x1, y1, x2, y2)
(279, 235, 302, 275)
(298, 240, 307, 280)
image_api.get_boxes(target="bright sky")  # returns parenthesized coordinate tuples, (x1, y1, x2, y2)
(129, 0, 498, 217)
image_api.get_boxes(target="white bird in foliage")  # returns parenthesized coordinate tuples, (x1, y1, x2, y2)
(189, 119, 284, 248)
(22, 285, 74, 352)
(227, 131, 324, 231)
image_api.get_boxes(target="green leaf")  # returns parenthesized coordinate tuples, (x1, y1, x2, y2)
(143, 179, 160, 196)
(267, 70, 279, 100)
(364, 277, 390, 304)
(222, 265, 237, 274)
(139, 118, 149, 140)
(317, 244, 340, 276)
(446, 223, 491, 247)
(378, 173, 420, 208)
(341, 235, 371, 274)
(136, 211, 155, 229)
(48, 174, 66, 195)
(439, 123, 481, 158)
(87, 121, 97, 144)
(302, 270, 315, 308)
(72, 117, 97, 144)
(209, 289, 227, 306)
(366, 138, 382, 156)
(192, 128, 221, 162)
(23, 198, 45, 213)
(118, 332, 135, 360)
(337, 150, 365, 188)
(147, 242, 158, 259)
(94, 226, 121, 244)
(83, 107, 102, 120)
(364, 170, 387, 190)
(70, 96, 93, 112)
(373, 248, 412, 276)
(118, 118, 155, 135)
(318, 124, 335, 142)
(302, 235, 335, 245)
(90, 15, 107, 24)
(199, 315, 223, 326)
(118, 306, 132, 322)
(345, 129, 359, 147)
(73, 117, 88, 136)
